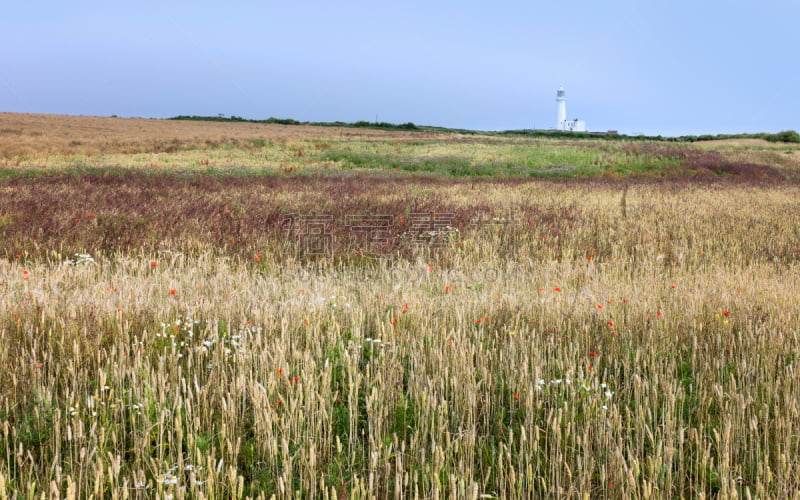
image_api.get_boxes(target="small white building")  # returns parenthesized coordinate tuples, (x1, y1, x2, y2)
(555, 86, 587, 132)
(563, 118, 586, 132)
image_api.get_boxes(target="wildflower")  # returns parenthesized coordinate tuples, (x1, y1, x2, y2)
(170, 289, 176, 295)
(589, 351, 598, 357)
(722, 310, 730, 317)
(157, 473, 178, 485)
(554, 287, 561, 292)
(605, 390, 614, 399)
(445, 286, 451, 292)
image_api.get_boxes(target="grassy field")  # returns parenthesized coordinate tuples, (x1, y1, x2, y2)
(1, 113, 800, 498)
(3, 113, 799, 180)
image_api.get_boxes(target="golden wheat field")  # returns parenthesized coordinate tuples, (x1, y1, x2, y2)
(1, 113, 800, 498)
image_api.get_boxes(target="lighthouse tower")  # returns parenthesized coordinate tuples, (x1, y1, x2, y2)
(555, 86, 586, 132)
(556, 86, 567, 130)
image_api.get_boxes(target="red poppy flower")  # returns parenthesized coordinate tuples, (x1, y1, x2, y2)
(170, 289, 176, 295)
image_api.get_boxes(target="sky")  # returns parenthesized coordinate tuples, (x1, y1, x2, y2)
(1, 0, 798, 136)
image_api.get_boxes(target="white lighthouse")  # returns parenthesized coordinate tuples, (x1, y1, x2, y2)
(555, 86, 586, 132)
(556, 85, 567, 129)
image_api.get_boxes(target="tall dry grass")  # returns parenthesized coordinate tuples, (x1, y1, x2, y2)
(2, 176, 800, 497)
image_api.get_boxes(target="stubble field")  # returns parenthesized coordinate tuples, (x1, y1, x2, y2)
(1, 113, 800, 498)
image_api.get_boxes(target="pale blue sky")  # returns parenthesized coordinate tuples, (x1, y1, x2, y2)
(1, 1, 798, 135)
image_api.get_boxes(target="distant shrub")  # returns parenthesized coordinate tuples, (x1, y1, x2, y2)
(265, 117, 300, 125)
(766, 130, 800, 143)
